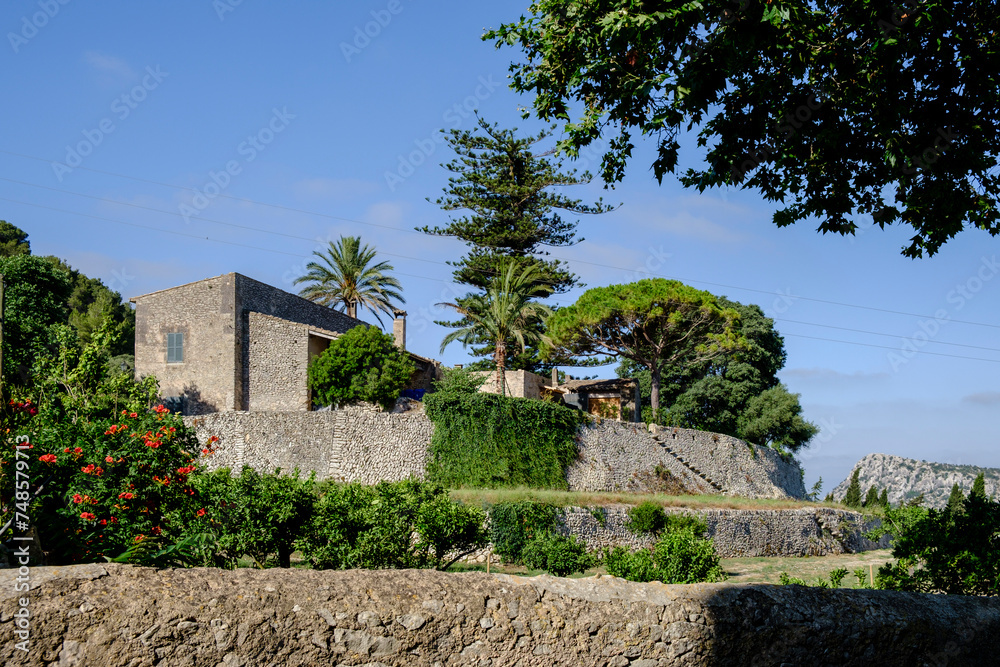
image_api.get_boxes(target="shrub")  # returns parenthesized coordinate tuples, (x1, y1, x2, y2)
(875, 493, 1000, 595)
(1, 402, 204, 564)
(297, 479, 486, 571)
(521, 532, 593, 577)
(486, 501, 562, 564)
(604, 527, 726, 584)
(626, 503, 707, 537)
(625, 501, 666, 535)
(423, 391, 583, 489)
(308, 325, 414, 411)
(430, 366, 487, 395)
(173, 467, 316, 568)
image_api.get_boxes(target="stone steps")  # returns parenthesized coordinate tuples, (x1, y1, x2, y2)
(651, 434, 726, 493)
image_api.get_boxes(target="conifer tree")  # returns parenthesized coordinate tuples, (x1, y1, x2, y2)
(947, 483, 965, 514)
(422, 116, 614, 371)
(843, 469, 862, 508)
(879, 488, 889, 508)
(862, 485, 880, 508)
(971, 473, 987, 500)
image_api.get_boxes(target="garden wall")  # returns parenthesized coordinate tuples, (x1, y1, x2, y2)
(186, 410, 805, 500)
(568, 421, 806, 499)
(560, 506, 890, 558)
(3, 564, 998, 666)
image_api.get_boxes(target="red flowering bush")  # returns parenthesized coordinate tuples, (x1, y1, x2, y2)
(1, 402, 205, 564)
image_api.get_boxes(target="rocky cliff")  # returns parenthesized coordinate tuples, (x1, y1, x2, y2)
(2, 564, 998, 666)
(833, 453, 1000, 508)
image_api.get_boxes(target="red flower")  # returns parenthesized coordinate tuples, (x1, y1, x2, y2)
(134, 534, 144, 543)
(151, 526, 162, 536)
(81, 464, 96, 474)
(105, 456, 114, 463)
(109, 517, 118, 524)
(63, 448, 71, 453)
(72, 494, 83, 504)
(196, 508, 206, 517)
(80, 512, 96, 521)
(94, 467, 103, 476)
(153, 405, 170, 414)
(129, 412, 138, 419)
(73, 447, 82, 454)
(39, 454, 57, 463)
(118, 492, 134, 500)
(99, 519, 107, 526)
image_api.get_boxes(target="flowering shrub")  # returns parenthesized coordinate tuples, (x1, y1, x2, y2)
(1, 401, 204, 564)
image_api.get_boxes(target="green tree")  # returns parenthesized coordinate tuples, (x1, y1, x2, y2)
(621, 298, 785, 425)
(0, 221, 30, 256)
(971, 473, 988, 500)
(843, 468, 862, 508)
(735, 385, 817, 453)
(294, 236, 404, 325)
(863, 485, 881, 509)
(947, 483, 966, 514)
(422, 116, 613, 372)
(488, 1, 1000, 258)
(438, 260, 553, 396)
(0, 254, 72, 385)
(47, 257, 135, 356)
(877, 494, 1000, 595)
(308, 325, 415, 411)
(544, 279, 743, 411)
(879, 488, 889, 508)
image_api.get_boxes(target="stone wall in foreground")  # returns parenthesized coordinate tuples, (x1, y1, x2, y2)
(2, 564, 998, 666)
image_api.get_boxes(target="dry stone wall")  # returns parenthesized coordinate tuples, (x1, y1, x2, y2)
(561, 506, 889, 558)
(3, 564, 998, 667)
(184, 406, 431, 485)
(569, 421, 805, 499)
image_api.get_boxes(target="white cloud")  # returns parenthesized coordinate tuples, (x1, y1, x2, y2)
(84, 51, 135, 83)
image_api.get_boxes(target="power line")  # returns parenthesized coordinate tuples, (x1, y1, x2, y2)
(3, 149, 999, 329)
(775, 317, 1000, 354)
(5, 193, 999, 366)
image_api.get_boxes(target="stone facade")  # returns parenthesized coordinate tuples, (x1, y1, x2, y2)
(132, 273, 440, 415)
(473, 369, 548, 399)
(568, 421, 806, 499)
(4, 564, 998, 666)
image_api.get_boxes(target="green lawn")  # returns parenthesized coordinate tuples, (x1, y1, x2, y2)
(448, 486, 846, 511)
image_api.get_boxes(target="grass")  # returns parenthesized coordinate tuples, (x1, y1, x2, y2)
(448, 486, 846, 511)
(448, 549, 896, 586)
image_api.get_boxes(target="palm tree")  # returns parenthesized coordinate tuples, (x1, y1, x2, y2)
(438, 260, 553, 396)
(294, 236, 404, 325)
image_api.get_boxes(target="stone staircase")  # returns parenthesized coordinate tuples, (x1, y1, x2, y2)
(650, 432, 726, 494)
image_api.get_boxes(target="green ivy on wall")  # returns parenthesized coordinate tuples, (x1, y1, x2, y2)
(423, 391, 583, 489)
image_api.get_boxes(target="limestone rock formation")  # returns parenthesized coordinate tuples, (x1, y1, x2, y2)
(834, 453, 1000, 508)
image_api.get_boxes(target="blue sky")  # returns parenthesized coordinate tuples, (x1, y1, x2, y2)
(3, 0, 998, 493)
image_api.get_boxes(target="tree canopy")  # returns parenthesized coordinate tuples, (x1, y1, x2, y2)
(544, 279, 743, 410)
(488, 0, 1000, 257)
(307, 325, 414, 411)
(618, 296, 815, 451)
(295, 236, 404, 326)
(423, 116, 613, 372)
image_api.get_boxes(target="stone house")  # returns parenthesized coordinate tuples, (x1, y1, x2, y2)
(548, 377, 642, 422)
(131, 272, 439, 415)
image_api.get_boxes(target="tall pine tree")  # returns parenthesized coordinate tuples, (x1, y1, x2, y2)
(843, 468, 862, 508)
(971, 473, 987, 500)
(422, 116, 613, 372)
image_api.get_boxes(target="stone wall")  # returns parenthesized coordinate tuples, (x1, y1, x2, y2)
(245, 313, 311, 412)
(568, 421, 806, 499)
(185, 406, 432, 485)
(561, 506, 890, 558)
(4, 564, 998, 666)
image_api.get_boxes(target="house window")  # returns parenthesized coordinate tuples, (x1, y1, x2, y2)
(167, 332, 184, 364)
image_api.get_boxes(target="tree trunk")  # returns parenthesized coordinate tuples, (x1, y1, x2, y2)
(495, 339, 507, 397)
(650, 364, 661, 415)
(346, 301, 357, 319)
